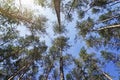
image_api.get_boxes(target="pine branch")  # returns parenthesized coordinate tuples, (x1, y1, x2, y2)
(96, 68, 113, 80)
(8, 66, 26, 80)
(90, 24, 120, 32)
(0, 41, 32, 62)
(96, 24, 120, 31)
(97, 15, 120, 24)
(98, 68, 113, 80)
(67, 0, 76, 16)
(110, 0, 120, 6)
(0, 7, 33, 24)
(102, 72, 112, 80)
(8, 60, 33, 80)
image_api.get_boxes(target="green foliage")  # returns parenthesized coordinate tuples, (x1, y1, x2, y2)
(68, 48, 110, 80)
(65, 13, 73, 22)
(92, 8, 100, 13)
(91, 0, 108, 7)
(63, 54, 73, 66)
(31, 16, 48, 33)
(99, 12, 112, 21)
(101, 50, 120, 69)
(66, 73, 74, 80)
(77, 17, 94, 37)
(53, 23, 66, 34)
(0, 0, 120, 79)
(53, 36, 70, 50)
(78, 11, 85, 19)
(99, 29, 112, 41)
(101, 51, 115, 61)
(71, 0, 120, 51)
(35, 0, 48, 7)
(39, 75, 46, 80)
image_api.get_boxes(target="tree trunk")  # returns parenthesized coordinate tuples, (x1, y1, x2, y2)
(59, 48, 64, 80)
(45, 64, 53, 80)
(54, 0, 61, 26)
(54, 0, 64, 79)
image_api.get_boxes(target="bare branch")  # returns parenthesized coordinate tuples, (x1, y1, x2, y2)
(67, 0, 76, 16)
(102, 72, 112, 80)
(97, 15, 120, 24)
(96, 24, 120, 31)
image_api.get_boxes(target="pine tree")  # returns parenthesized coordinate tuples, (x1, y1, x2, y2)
(0, 0, 120, 80)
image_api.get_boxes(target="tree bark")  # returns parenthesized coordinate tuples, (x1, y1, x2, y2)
(54, 0, 64, 79)
(54, 0, 61, 26)
(96, 15, 119, 24)
(91, 24, 120, 31)
(59, 48, 64, 80)
(102, 72, 112, 80)
(45, 63, 53, 80)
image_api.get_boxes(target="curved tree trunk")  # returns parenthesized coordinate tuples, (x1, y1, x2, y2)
(54, 0, 61, 26)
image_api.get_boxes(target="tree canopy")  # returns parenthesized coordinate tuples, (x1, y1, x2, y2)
(0, 0, 120, 80)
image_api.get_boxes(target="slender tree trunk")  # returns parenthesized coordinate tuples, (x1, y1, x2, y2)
(54, 0, 64, 79)
(59, 48, 64, 80)
(45, 63, 53, 80)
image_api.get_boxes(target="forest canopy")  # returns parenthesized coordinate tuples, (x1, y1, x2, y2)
(0, 0, 120, 80)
